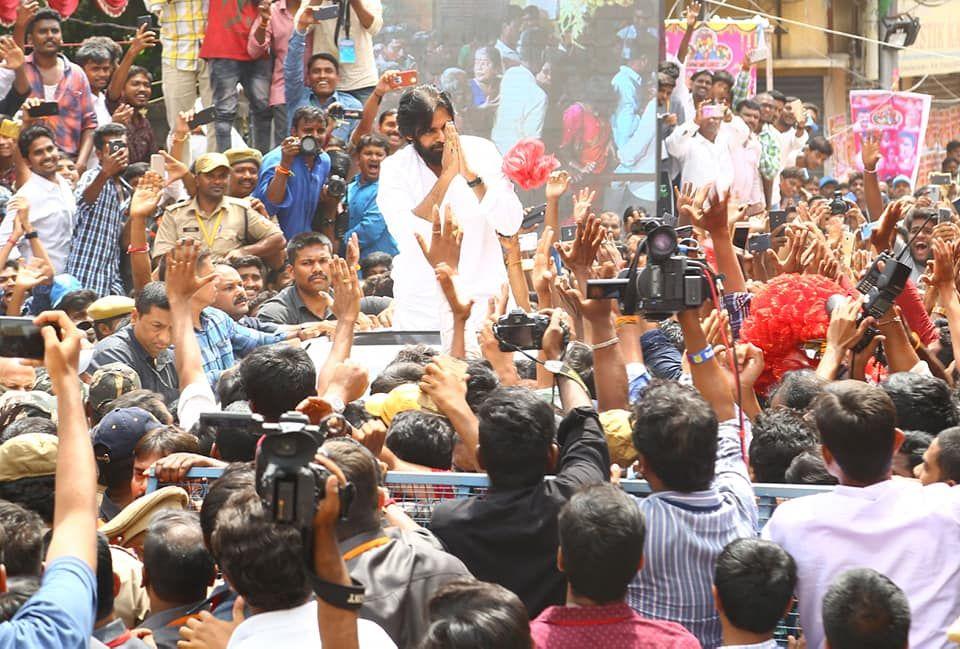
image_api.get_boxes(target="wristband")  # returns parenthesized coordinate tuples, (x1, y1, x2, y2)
(309, 575, 365, 611)
(172, 133, 189, 142)
(276, 165, 293, 177)
(466, 175, 483, 188)
(863, 167, 877, 175)
(127, 244, 149, 254)
(687, 345, 715, 365)
(23, 230, 38, 240)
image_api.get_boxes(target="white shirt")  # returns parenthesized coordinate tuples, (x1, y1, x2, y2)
(495, 39, 521, 66)
(776, 125, 808, 170)
(665, 122, 734, 196)
(378, 137, 522, 335)
(227, 599, 396, 649)
(93, 92, 112, 130)
(0, 173, 77, 273)
(723, 117, 764, 207)
(177, 379, 219, 432)
(491, 65, 546, 155)
(309, 0, 383, 91)
(763, 479, 960, 649)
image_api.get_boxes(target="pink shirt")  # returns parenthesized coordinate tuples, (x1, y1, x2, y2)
(530, 602, 702, 649)
(246, 3, 310, 106)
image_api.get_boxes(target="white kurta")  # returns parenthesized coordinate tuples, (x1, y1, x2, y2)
(377, 136, 522, 336)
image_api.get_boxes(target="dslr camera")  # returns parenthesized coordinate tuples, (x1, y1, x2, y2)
(326, 150, 352, 199)
(587, 223, 711, 320)
(255, 411, 352, 537)
(299, 135, 321, 156)
(829, 190, 848, 215)
(494, 309, 569, 352)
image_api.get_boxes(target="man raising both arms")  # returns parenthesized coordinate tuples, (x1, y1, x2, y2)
(377, 85, 521, 339)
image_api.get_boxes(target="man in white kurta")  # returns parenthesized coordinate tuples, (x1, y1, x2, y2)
(377, 89, 522, 338)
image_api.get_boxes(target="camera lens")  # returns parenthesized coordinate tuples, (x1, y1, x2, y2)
(276, 437, 296, 456)
(646, 226, 678, 261)
(300, 136, 317, 155)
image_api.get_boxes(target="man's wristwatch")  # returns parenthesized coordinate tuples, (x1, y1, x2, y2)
(23, 230, 38, 240)
(309, 575, 365, 611)
(466, 175, 483, 188)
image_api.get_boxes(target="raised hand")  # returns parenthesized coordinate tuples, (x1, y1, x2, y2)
(932, 238, 957, 291)
(435, 262, 473, 323)
(14, 0, 38, 27)
(685, 1, 701, 26)
(130, 22, 159, 55)
(129, 170, 163, 221)
(825, 295, 871, 352)
(871, 198, 908, 252)
(165, 239, 218, 305)
(101, 144, 129, 177)
(555, 212, 604, 276)
(416, 204, 462, 270)
(0, 36, 24, 70)
(158, 150, 189, 185)
(419, 355, 469, 415)
(861, 131, 881, 172)
(532, 226, 557, 302)
(111, 102, 134, 125)
(571, 186, 596, 224)
(330, 255, 362, 322)
(545, 170, 570, 201)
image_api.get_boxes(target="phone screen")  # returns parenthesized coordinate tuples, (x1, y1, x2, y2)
(0, 317, 53, 360)
(732, 225, 750, 250)
(769, 210, 788, 232)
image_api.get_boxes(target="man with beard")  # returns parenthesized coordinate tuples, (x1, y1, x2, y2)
(20, 8, 97, 171)
(343, 134, 397, 258)
(225, 147, 262, 199)
(154, 153, 285, 268)
(377, 84, 522, 336)
(213, 262, 328, 339)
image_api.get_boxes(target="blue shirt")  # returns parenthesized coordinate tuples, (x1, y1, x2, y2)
(345, 174, 398, 258)
(284, 29, 362, 142)
(0, 556, 96, 648)
(254, 145, 331, 240)
(195, 307, 286, 387)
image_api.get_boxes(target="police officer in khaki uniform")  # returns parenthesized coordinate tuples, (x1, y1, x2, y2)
(152, 153, 286, 268)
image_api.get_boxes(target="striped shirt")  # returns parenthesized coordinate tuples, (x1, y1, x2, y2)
(148, 0, 206, 71)
(66, 169, 132, 297)
(196, 307, 286, 387)
(627, 420, 759, 649)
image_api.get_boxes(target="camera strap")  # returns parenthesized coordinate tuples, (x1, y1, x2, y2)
(342, 535, 390, 561)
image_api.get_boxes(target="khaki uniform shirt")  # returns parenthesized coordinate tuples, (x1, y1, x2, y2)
(152, 196, 281, 258)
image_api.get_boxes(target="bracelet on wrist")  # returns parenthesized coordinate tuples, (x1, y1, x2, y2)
(127, 244, 149, 254)
(276, 165, 293, 177)
(5, 236, 17, 246)
(23, 230, 38, 240)
(591, 336, 620, 351)
(687, 345, 715, 365)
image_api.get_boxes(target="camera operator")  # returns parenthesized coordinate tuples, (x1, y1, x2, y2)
(255, 106, 334, 240)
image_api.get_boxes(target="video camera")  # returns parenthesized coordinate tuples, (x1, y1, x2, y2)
(493, 309, 569, 352)
(826, 251, 911, 352)
(326, 150, 352, 199)
(327, 104, 362, 122)
(586, 223, 712, 320)
(255, 411, 353, 539)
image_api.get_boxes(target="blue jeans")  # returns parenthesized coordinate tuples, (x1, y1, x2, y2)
(209, 57, 273, 152)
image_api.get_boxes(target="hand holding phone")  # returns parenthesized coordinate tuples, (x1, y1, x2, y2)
(312, 2, 340, 20)
(389, 70, 418, 89)
(748, 233, 772, 255)
(188, 106, 216, 129)
(27, 101, 59, 118)
(0, 316, 62, 360)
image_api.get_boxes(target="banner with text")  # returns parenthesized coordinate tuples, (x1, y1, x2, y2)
(849, 90, 931, 187)
(664, 17, 767, 97)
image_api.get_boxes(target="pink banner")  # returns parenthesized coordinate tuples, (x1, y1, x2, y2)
(849, 90, 931, 186)
(665, 19, 764, 97)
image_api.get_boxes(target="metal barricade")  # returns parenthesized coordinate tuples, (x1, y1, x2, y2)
(147, 468, 828, 646)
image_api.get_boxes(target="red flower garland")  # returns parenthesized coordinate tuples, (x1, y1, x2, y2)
(501, 138, 559, 191)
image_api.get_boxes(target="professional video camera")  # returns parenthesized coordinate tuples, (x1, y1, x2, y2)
(586, 223, 712, 320)
(326, 150, 352, 199)
(255, 411, 353, 538)
(493, 309, 569, 352)
(826, 251, 911, 352)
(327, 104, 362, 121)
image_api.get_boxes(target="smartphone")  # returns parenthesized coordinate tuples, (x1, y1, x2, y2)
(312, 3, 340, 20)
(732, 224, 750, 250)
(150, 153, 165, 178)
(769, 209, 788, 233)
(860, 220, 879, 240)
(108, 139, 126, 154)
(560, 225, 577, 242)
(930, 172, 952, 185)
(521, 203, 547, 230)
(188, 106, 216, 129)
(135, 14, 158, 30)
(747, 233, 771, 255)
(701, 104, 725, 119)
(788, 99, 804, 120)
(929, 186, 942, 203)
(0, 119, 20, 140)
(27, 102, 59, 118)
(0, 317, 59, 360)
(841, 231, 855, 266)
(939, 207, 954, 224)
(390, 70, 418, 89)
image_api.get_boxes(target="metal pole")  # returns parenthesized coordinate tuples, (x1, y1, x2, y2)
(765, 25, 774, 91)
(878, 0, 898, 89)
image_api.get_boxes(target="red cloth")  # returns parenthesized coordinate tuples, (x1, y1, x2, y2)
(530, 602, 701, 649)
(47, 0, 79, 18)
(896, 279, 939, 345)
(199, 0, 259, 61)
(93, 0, 128, 18)
(560, 102, 612, 174)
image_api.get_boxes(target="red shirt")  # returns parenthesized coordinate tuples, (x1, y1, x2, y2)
(199, 0, 258, 60)
(530, 602, 702, 649)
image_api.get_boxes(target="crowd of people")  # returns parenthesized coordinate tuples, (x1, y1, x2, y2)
(0, 0, 959, 648)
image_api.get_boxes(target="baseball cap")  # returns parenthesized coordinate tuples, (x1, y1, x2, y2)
(892, 174, 911, 187)
(225, 147, 263, 168)
(818, 176, 838, 189)
(195, 152, 231, 174)
(88, 295, 135, 322)
(92, 407, 162, 465)
(0, 433, 58, 482)
(50, 274, 83, 309)
(89, 363, 142, 416)
(599, 409, 637, 467)
(365, 383, 423, 425)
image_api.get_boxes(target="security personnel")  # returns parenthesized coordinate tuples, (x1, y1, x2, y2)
(152, 153, 286, 268)
(88, 295, 135, 341)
